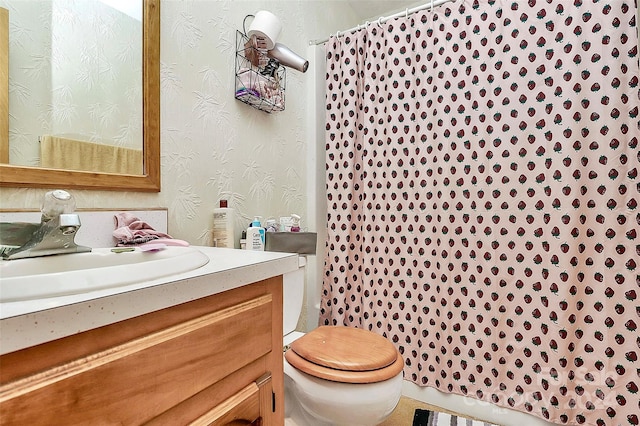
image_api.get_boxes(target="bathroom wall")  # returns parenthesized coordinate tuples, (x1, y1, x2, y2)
(0, 1, 362, 248)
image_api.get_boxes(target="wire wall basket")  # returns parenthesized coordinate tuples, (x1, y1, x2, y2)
(235, 31, 286, 113)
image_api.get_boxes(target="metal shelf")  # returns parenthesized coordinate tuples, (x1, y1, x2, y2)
(235, 31, 286, 113)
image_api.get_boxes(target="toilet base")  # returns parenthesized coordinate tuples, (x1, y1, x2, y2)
(285, 375, 334, 426)
(284, 359, 403, 426)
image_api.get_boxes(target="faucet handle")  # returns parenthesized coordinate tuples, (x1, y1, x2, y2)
(41, 190, 76, 221)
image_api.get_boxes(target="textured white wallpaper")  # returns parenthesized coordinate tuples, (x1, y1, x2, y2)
(0, 1, 361, 249)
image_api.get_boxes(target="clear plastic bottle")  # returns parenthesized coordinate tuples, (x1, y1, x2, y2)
(265, 218, 279, 232)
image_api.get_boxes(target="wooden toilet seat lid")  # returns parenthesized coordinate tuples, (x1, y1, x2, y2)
(289, 326, 399, 371)
(285, 346, 404, 384)
(286, 326, 404, 384)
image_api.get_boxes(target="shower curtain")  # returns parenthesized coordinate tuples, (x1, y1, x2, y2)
(320, 1, 639, 425)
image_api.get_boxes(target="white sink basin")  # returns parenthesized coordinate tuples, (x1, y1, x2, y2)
(0, 246, 210, 302)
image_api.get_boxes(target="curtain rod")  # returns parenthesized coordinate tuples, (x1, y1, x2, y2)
(309, 0, 456, 46)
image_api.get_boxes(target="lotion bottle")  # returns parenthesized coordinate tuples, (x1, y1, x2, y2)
(245, 217, 265, 251)
(212, 200, 235, 248)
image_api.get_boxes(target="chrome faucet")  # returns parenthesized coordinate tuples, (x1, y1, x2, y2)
(0, 190, 92, 260)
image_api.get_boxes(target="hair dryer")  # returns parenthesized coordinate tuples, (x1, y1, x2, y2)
(268, 43, 309, 73)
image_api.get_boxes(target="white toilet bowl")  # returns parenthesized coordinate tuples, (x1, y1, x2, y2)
(284, 354, 403, 426)
(282, 260, 403, 426)
(283, 328, 404, 426)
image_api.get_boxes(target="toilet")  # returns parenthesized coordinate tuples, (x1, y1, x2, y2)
(283, 258, 404, 426)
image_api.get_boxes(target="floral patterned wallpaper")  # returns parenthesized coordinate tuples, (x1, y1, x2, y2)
(0, 1, 361, 249)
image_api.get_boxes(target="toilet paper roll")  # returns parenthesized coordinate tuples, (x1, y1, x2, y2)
(247, 10, 282, 50)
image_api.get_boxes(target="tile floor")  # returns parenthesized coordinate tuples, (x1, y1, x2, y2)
(379, 396, 435, 426)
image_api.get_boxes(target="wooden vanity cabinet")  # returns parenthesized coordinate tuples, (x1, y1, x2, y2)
(0, 276, 284, 425)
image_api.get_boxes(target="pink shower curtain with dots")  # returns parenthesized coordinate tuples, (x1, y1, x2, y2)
(320, 1, 639, 425)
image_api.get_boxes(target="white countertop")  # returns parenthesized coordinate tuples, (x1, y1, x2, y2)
(0, 247, 299, 355)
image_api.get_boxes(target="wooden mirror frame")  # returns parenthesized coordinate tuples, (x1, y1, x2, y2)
(0, 0, 160, 192)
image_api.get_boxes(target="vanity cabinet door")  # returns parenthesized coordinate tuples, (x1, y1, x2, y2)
(189, 373, 273, 426)
(0, 277, 284, 425)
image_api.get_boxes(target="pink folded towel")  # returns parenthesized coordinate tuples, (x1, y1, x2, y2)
(113, 212, 172, 246)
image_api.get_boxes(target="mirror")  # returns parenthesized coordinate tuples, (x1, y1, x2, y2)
(0, 0, 159, 192)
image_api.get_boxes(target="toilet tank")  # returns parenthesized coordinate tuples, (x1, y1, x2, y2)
(283, 256, 306, 336)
